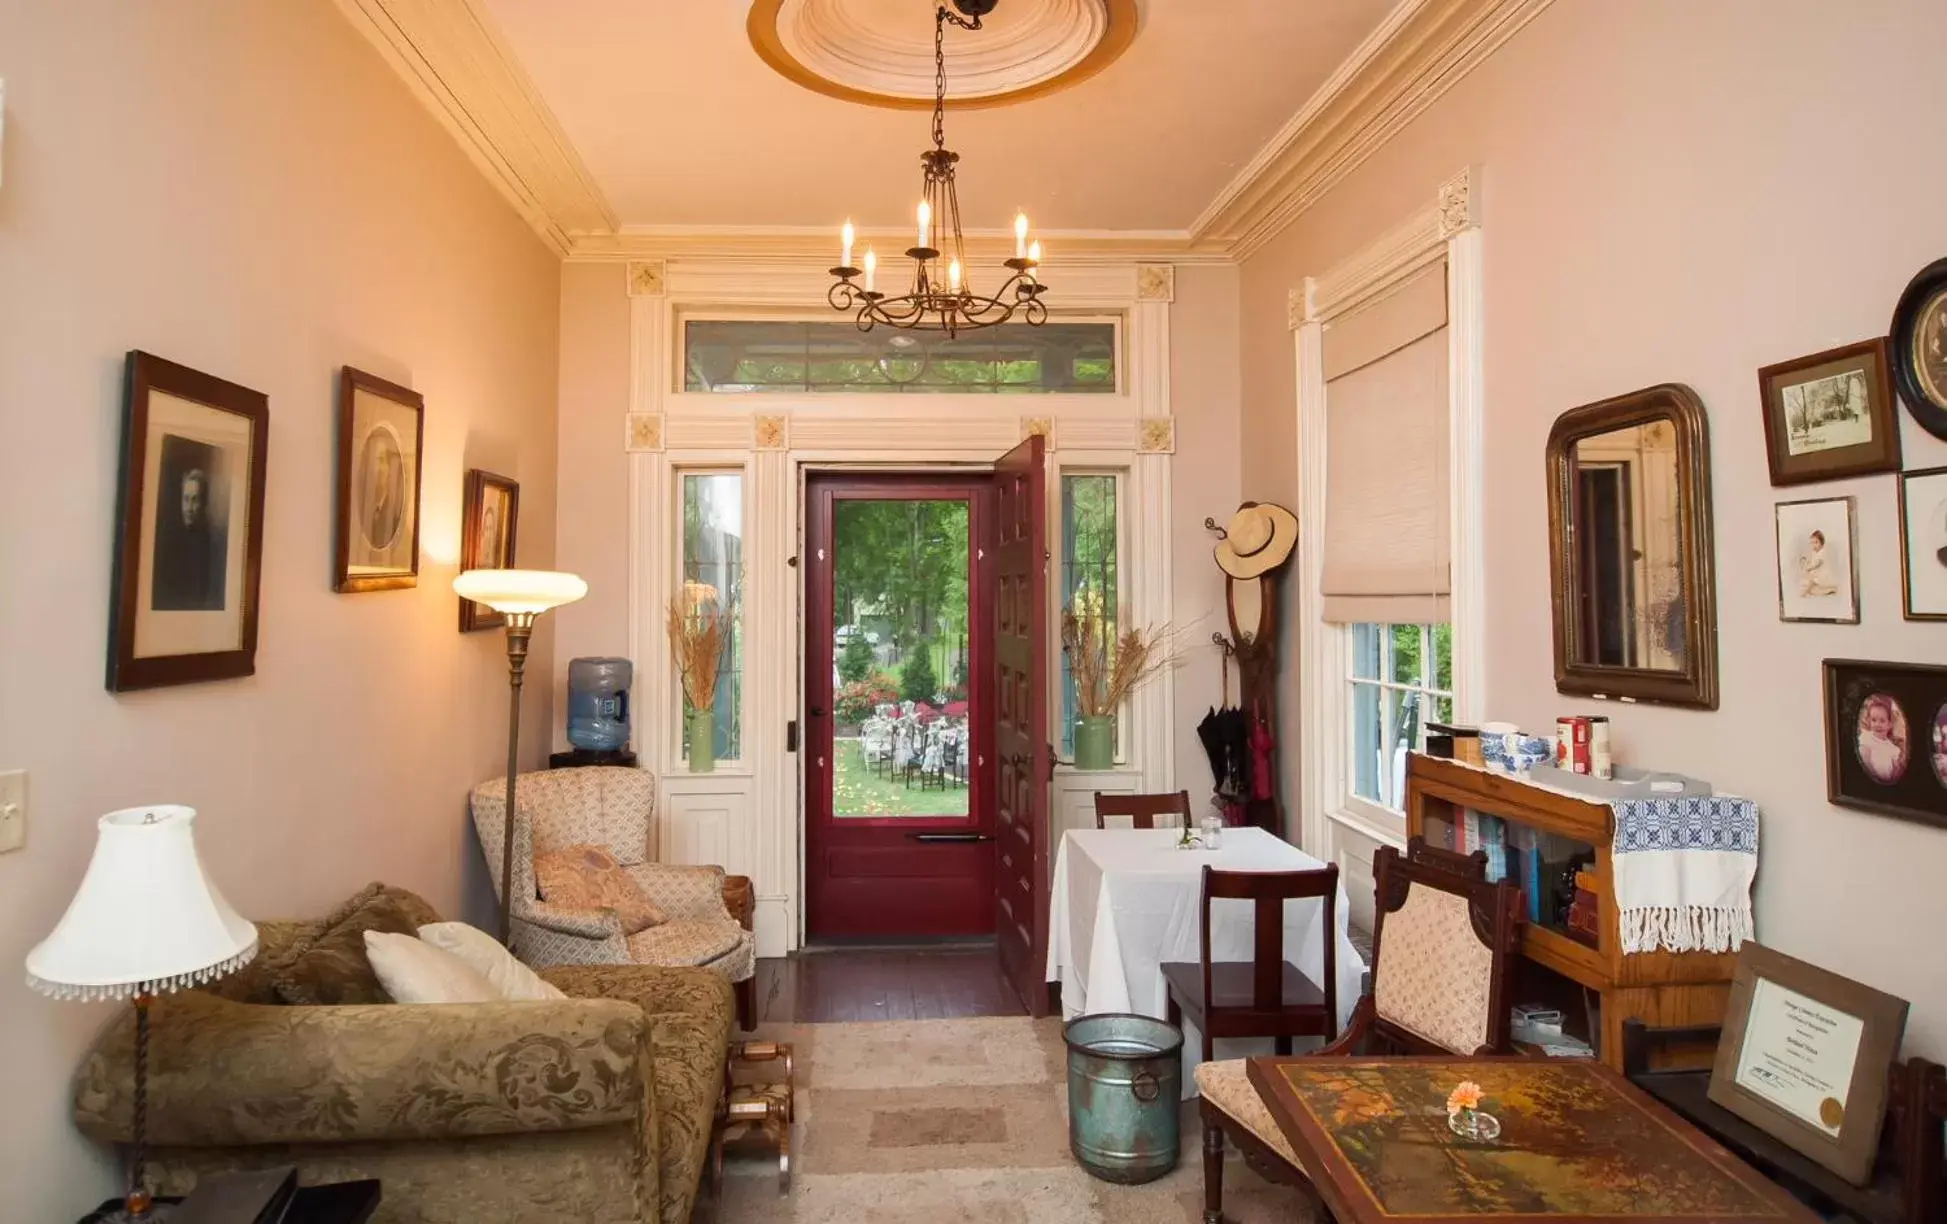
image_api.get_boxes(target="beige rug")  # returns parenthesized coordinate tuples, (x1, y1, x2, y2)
(702, 1016, 1319, 1224)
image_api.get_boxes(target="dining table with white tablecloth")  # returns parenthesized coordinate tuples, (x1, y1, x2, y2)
(1045, 826, 1367, 1097)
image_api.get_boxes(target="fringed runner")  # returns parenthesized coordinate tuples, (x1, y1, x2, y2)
(1611, 796, 1758, 954)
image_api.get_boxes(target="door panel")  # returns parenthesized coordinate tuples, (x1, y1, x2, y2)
(804, 474, 994, 939)
(990, 436, 1050, 1016)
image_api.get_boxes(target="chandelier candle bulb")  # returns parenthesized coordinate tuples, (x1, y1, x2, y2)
(1028, 239, 1043, 282)
(917, 199, 931, 250)
(1014, 211, 1029, 258)
(949, 257, 962, 292)
(863, 246, 877, 293)
(841, 220, 854, 270)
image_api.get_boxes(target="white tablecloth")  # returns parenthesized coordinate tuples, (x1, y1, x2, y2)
(1045, 826, 1367, 1096)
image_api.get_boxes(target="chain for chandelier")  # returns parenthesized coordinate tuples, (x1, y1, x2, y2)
(827, 1, 1046, 336)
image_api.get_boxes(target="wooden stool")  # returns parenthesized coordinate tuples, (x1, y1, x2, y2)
(710, 1041, 795, 1194)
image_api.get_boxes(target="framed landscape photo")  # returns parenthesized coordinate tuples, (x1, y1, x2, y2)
(1709, 942, 1908, 1186)
(1889, 256, 1947, 442)
(458, 469, 519, 632)
(107, 352, 269, 692)
(1774, 497, 1858, 623)
(1822, 658, 1947, 829)
(334, 367, 424, 592)
(1757, 339, 1901, 485)
(1897, 465, 1947, 620)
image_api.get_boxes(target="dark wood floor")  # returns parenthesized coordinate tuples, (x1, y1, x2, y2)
(750, 943, 1028, 1024)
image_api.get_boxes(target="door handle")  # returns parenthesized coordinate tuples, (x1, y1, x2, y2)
(907, 832, 997, 843)
(810, 706, 826, 717)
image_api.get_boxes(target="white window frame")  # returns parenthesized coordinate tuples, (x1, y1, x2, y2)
(1295, 167, 1487, 855)
(1052, 465, 1130, 763)
(1345, 623, 1455, 818)
(673, 464, 749, 767)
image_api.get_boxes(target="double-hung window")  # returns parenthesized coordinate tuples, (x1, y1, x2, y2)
(1348, 623, 1453, 810)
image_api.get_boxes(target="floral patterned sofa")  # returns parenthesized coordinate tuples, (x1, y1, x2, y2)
(70, 885, 733, 1224)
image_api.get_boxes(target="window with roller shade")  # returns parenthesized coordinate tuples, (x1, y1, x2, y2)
(1320, 262, 1452, 812)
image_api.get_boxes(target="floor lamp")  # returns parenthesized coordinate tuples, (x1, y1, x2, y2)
(28, 806, 258, 1221)
(453, 568, 587, 944)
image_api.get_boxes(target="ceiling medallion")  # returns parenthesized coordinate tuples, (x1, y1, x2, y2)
(749, 0, 1136, 111)
(827, 1, 1047, 336)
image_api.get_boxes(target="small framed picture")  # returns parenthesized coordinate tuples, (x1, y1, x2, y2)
(1773, 497, 1858, 623)
(1823, 658, 1947, 829)
(1897, 465, 1947, 620)
(107, 352, 270, 692)
(1889, 257, 1947, 442)
(1709, 942, 1908, 1186)
(1757, 339, 1901, 485)
(333, 367, 424, 592)
(459, 469, 520, 632)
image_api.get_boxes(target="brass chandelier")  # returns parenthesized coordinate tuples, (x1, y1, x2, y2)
(827, 0, 1047, 336)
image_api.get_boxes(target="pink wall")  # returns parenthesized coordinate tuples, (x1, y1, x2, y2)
(1240, 0, 1947, 1054)
(0, 1, 562, 1211)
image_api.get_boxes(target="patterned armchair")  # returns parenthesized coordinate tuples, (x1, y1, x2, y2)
(470, 766, 757, 1030)
(1192, 839, 1524, 1224)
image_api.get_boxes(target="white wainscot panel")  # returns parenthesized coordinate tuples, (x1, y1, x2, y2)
(660, 777, 753, 876)
(1332, 819, 1385, 934)
(1052, 768, 1144, 841)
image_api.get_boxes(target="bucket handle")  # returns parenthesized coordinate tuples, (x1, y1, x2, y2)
(1130, 1069, 1161, 1103)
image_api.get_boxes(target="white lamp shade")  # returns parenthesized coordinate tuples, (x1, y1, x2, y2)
(453, 569, 588, 615)
(26, 806, 257, 1000)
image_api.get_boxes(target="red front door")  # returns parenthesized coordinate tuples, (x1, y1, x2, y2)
(804, 473, 995, 939)
(991, 436, 1052, 1015)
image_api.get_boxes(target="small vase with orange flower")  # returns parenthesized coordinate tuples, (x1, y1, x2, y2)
(1446, 1080, 1500, 1142)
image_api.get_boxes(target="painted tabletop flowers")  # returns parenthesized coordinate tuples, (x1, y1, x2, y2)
(1445, 1079, 1500, 1142)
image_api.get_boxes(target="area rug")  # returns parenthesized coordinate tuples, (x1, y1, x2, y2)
(704, 1016, 1318, 1224)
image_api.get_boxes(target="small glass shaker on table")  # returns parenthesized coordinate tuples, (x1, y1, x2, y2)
(1200, 803, 1225, 851)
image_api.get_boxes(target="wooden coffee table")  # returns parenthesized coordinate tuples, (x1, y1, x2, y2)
(1246, 1056, 1820, 1223)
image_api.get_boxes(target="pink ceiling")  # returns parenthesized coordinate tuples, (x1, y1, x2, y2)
(478, 0, 1396, 233)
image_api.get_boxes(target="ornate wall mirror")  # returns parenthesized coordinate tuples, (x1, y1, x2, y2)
(1547, 384, 1719, 709)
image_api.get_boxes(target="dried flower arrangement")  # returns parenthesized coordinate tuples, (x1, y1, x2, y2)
(667, 583, 729, 710)
(1060, 603, 1177, 718)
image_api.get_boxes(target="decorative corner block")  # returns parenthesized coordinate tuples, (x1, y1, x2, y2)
(754, 414, 789, 450)
(1137, 417, 1175, 454)
(1020, 416, 1054, 447)
(1438, 166, 1479, 238)
(627, 260, 666, 297)
(625, 413, 664, 452)
(1287, 287, 1306, 331)
(1135, 263, 1176, 303)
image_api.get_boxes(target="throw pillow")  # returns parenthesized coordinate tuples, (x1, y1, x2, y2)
(266, 882, 443, 1006)
(418, 921, 567, 1001)
(533, 844, 667, 934)
(363, 931, 499, 1004)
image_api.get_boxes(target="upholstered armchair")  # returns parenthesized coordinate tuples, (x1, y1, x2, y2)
(470, 766, 756, 1029)
(1192, 839, 1524, 1224)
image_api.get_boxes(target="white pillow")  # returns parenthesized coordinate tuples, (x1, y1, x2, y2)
(417, 921, 567, 1002)
(363, 930, 499, 1004)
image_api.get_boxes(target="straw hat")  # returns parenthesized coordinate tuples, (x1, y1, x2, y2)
(1214, 502, 1298, 579)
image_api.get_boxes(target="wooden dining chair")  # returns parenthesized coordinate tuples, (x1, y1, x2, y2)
(1094, 789, 1192, 830)
(1160, 863, 1339, 1066)
(1192, 838, 1523, 1224)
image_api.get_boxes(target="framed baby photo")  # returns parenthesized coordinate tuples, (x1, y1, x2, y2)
(107, 351, 269, 692)
(1774, 497, 1858, 623)
(1897, 465, 1947, 620)
(458, 469, 519, 632)
(333, 367, 424, 593)
(1758, 339, 1901, 486)
(1822, 658, 1947, 829)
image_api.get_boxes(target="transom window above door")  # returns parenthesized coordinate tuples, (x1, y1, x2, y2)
(682, 319, 1117, 394)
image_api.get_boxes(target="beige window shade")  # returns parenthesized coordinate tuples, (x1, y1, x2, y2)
(1320, 326, 1451, 624)
(1322, 262, 1447, 381)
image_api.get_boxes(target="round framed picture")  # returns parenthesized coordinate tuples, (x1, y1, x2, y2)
(1890, 257, 1947, 442)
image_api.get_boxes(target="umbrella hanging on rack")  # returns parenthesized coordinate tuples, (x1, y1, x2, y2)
(1198, 634, 1251, 815)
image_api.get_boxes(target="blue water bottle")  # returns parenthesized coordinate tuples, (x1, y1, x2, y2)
(566, 657, 632, 752)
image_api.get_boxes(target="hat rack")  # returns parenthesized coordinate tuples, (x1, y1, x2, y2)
(1203, 516, 1228, 539)
(1207, 501, 1298, 836)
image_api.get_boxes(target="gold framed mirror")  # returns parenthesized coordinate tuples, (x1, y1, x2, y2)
(1546, 383, 1719, 709)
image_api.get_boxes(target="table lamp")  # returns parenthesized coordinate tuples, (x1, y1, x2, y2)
(453, 568, 588, 943)
(27, 805, 258, 1222)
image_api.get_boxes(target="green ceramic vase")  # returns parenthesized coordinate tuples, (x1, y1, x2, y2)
(1073, 715, 1115, 771)
(688, 708, 717, 773)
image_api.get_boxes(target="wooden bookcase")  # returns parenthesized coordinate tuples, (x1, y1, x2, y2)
(1404, 753, 1738, 1070)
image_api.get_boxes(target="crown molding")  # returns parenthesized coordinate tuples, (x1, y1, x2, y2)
(565, 225, 1233, 266)
(1189, 0, 1556, 260)
(331, 0, 615, 257)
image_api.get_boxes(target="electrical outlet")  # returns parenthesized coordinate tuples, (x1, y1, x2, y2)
(0, 770, 25, 853)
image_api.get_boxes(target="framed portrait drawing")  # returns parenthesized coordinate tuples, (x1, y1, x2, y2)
(334, 367, 423, 592)
(107, 352, 269, 692)
(1757, 339, 1900, 485)
(1823, 658, 1947, 829)
(1709, 943, 1908, 1186)
(1897, 465, 1947, 620)
(1773, 497, 1858, 623)
(458, 469, 519, 632)
(1889, 257, 1947, 442)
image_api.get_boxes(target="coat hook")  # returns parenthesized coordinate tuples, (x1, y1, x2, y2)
(1203, 516, 1228, 540)
(1211, 632, 1235, 656)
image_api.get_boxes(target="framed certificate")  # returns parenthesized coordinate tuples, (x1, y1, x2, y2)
(1708, 942, 1908, 1185)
